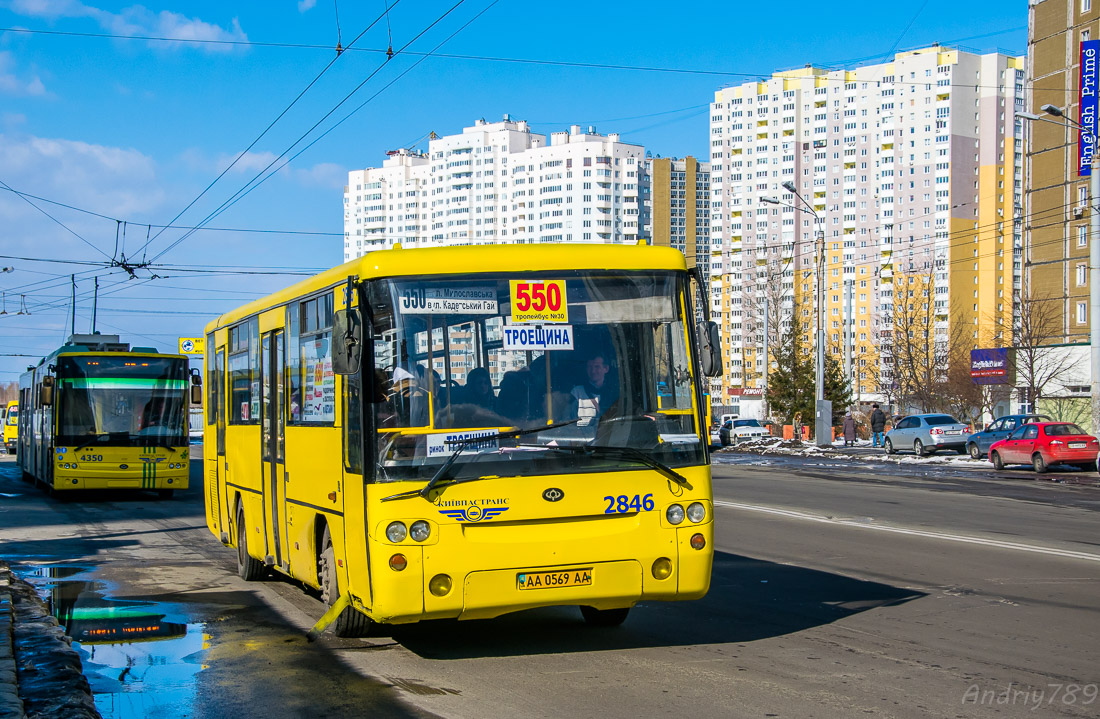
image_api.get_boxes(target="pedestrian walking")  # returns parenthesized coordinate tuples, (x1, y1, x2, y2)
(869, 403, 886, 448)
(842, 411, 857, 447)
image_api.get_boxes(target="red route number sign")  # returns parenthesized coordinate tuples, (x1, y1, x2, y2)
(509, 280, 568, 324)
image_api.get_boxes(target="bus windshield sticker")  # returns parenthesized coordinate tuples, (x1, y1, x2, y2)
(426, 430, 499, 458)
(399, 286, 498, 315)
(501, 324, 574, 352)
(509, 280, 568, 324)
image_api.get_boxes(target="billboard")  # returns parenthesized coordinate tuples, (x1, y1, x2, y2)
(970, 348, 1012, 385)
(1080, 39, 1099, 176)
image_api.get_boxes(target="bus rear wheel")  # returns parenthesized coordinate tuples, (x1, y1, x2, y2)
(319, 526, 372, 638)
(236, 506, 265, 581)
(580, 606, 630, 627)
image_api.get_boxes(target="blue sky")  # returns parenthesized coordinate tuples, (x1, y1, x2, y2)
(0, 0, 1027, 379)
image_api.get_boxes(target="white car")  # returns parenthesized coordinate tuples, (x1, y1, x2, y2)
(720, 418, 769, 445)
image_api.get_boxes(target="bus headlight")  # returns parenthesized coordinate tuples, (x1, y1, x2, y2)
(385, 522, 407, 542)
(687, 502, 706, 523)
(666, 504, 685, 525)
(409, 521, 431, 542)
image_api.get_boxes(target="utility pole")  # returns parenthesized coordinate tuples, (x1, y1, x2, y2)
(762, 295, 769, 422)
(69, 274, 75, 337)
(1090, 148, 1099, 433)
(92, 276, 99, 334)
(844, 278, 853, 394)
(815, 228, 830, 446)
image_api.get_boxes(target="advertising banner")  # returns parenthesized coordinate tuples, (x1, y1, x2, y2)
(970, 348, 1012, 385)
(1079, 39, 1099, 176)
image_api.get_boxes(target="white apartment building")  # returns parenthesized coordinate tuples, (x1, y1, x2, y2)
(709, 46, 1025, 412)
(344, 116, 645, 261)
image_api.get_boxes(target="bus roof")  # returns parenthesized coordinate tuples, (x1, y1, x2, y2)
(206, 242, 688, 334)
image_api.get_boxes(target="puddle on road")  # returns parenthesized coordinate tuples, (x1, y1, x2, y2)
(17, 564, 207, 719)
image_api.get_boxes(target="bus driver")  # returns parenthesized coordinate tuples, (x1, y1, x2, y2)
(571, 352, 617, 427)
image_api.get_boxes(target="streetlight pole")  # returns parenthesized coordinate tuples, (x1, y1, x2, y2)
(1020, 106, 1100, 432)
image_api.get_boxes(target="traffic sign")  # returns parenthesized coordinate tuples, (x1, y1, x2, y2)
(178, 337, 205, 355)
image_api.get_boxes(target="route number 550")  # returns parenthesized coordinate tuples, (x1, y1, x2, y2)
(513, 282, 562, 312)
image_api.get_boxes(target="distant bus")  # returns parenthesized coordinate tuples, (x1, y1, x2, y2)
(3, 401, 16, 454)
(18, 334, 198, 497)
(203, 243, 721, 635)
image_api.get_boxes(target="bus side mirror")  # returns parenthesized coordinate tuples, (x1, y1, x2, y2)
(191, 385, 203, 405)
(696, 321, 722, 377)
(332, 308, 363, 376)
(41, 375, 55, 407)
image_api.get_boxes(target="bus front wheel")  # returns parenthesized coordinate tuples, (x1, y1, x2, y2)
(319, 526, 372, 638)
(580, 606, 630, 627)
(236, 506, 265, 581)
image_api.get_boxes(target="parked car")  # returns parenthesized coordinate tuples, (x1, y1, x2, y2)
(709, 424, 722, 447)
(965, 414, 1050, 459)
(719, 418, 769, 445)
(883, 413, 971, 456)
(988, 422, 1099, 473)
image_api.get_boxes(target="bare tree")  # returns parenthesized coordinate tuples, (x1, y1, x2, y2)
(1001, 280, 1078, 411)
(883, 271, 947, 413)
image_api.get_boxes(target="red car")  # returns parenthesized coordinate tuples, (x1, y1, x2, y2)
(988, 422, 1099, 473)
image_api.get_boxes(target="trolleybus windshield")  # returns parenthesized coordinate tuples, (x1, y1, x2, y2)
(366, 270, 704, 482)
(56, 356, 189, 447)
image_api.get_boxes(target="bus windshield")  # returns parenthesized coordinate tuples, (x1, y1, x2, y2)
(6, 406, 16, 425)
(57, 356, 189, 447)
(366, 270, 705, 482)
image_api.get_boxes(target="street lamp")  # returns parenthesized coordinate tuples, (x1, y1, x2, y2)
(763, 183, 829, 446)
(1017, 106, 1100, 433)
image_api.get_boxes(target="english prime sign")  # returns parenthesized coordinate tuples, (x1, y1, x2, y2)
(970, 348, 1011, 385)
(1080, 39, 1099, 176)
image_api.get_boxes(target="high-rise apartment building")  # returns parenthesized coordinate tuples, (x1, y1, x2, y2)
(1026, 0, 1098, 423)
(642, 157, 711, 280)
(709, 45, 1025, 414)
(344, 116, 645, 261)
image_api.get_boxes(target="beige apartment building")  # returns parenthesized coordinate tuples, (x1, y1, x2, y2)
(1026, 0, 1098, 422)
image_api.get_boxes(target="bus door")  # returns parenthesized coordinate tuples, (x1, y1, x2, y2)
(216, 347, 232, 538)
(260, 330, 287, 568)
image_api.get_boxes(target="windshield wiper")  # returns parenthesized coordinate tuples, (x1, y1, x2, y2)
(382, 418, 581, 502)
(516, 442, 691, 488)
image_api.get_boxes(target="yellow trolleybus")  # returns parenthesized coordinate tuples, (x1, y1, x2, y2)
(18, 334, 196, 497)
(3, 401, 16, 454)
(203, 244, 722, 635)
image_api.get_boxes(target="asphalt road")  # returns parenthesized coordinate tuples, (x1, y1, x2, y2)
(0, 450, 1097, 719)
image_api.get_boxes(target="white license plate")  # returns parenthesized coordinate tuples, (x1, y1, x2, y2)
(944, 430, 961, 435)
(1069, 442, 1086, 449)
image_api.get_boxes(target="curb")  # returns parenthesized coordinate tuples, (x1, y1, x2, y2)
(0, 564, 25, 719)
(0, 561, 99, 719)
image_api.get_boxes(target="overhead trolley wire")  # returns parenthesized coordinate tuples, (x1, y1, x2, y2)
(147, 0, 480, 263)
(130, 0, 406, 260)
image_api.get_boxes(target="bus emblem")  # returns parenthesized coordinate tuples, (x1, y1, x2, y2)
(439, 506, 509, 523)
(542, 488, 564, 502)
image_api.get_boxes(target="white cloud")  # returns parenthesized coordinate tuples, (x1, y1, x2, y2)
(0, 51, 48, 96)
(8, 2, 248, 52)
(0, 132, 163, 221)
(201, 149, 343, 188)
(298, 0, 317, 12)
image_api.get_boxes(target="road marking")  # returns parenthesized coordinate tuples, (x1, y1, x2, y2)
(713, 500, 1100, 563)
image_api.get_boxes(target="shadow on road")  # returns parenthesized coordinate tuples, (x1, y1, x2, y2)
(391, 549, 926, 660)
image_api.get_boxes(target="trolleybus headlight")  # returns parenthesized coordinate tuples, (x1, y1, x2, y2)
(666, 504, 685, 525)
(687, 502, 706, 523)
(690, 533, 706, 550)
(389, 554, 407, 571)
(385, 521, 407, 543)
(651, 558, 673, 580)
(410, 520, 431, 542)
(429, 574, 452, 596)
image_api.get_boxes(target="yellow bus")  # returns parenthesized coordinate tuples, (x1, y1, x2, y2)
(18, 334, 196, 497)
(203, 244, 721, 635)
(3, 401, 16, 454)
